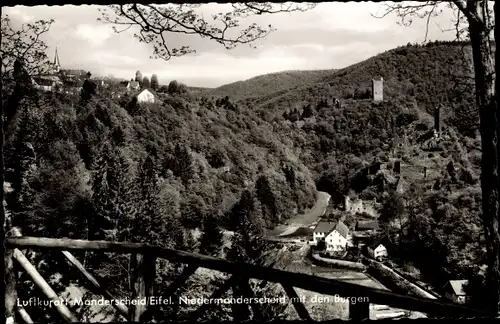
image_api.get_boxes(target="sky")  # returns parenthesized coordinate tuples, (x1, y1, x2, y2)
(3, 2, 461, 88)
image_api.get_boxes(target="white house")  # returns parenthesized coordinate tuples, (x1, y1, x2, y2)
(137, 89, 156, 103)
(325, 221, 349, 252)
(309, 221, 336, 246)
(444, 280, 468, 304)
(367, 244, 388, 261)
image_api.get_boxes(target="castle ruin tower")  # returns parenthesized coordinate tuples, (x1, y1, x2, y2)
(371, 77, 383, 102)
(434, 104, 441, 135)
(53, 47, 61, 73)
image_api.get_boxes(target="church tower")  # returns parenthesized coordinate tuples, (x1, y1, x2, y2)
(53, 47, 61, 73)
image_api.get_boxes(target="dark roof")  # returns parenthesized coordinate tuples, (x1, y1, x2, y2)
(334, 221, 349, 239)
(355, 220, 379, 231)
(61, 69, 87, 76)
(313, 221, 336, 233)
(39, 75, 62, 83)
(34, 78, 54, 86)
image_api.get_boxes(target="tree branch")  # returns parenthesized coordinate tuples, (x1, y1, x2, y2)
(373, 2, 457, 43)
(98, 3, 316, 61)
(1, 16, 55, 82)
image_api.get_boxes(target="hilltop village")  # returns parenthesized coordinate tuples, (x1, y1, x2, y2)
(31, 48, 179, 104)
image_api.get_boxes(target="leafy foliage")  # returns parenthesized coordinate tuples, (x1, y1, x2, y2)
(151, 74, 159, 90)
(199, 214, 223, 256)
(135, 70, 142, 84)
(142, 76, 150, 89)
(1, 15, 55, 80)
(227, 190, 267, 265)
(3, 38, 492, 318)
(206, 69, 337, 101)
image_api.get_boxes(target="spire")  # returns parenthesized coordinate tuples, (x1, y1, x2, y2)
(53, 47, 60, 72)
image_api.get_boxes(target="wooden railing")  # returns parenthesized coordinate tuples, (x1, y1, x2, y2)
(4, 234, 495, 322)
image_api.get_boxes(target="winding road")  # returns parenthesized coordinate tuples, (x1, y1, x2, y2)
(268, 191, 331, 237)
(266, 190, 427, 319)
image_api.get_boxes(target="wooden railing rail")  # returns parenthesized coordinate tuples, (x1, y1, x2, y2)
(12, 248, 79, 322)
(5, 236, 494, 320)
(61, 251, 129, 318)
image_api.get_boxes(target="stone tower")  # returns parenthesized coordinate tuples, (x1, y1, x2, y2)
(53, 47, 61, 73)
(371, 77, 383, 102)
(434, 105, 441, 135)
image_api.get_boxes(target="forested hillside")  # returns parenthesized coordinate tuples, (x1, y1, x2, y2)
(206, 69, 337, 101)
(3, 75, 318, 320)
(3, 39, 490, 320)
(227, 40, 485, 303)
(249, 41, 476, 136)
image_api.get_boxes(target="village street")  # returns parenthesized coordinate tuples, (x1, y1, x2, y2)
(264, 191, 426, 319)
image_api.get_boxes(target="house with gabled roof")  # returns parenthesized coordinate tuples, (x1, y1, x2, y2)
(443, 280, 468, 304)
(365, 243, 388, 261)
(325, 221, 349, 252)
(136, 89, 158, 104)
(309, 221, 336, 246)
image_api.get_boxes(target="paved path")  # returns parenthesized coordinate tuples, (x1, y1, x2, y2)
(269, 191, 331, 237)
(286, 191, 331, 226)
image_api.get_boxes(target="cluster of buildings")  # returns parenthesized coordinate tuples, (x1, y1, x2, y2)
(31, 49, 160, 104)
(114, 79, 158, 104)
(32, 49, 87, 94)
(309, 218, 388, 261)
(307, 216, 470, 305)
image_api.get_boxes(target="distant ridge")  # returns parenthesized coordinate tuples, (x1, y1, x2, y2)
(205, 69, 337, 100)
(250, 40, 477, 120)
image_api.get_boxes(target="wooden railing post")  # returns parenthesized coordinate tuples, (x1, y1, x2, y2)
(13, 249, 78, 322)
(281, 284, 311, 320)
(231, 274, 251, 321)
(349, 298, 370, 320)
(5, 227, 24, 324)
(129, 253, 156, 322)
(239, 278, 265, 321)
(5, 246, 17, 324)
(17, 305, 34, 324)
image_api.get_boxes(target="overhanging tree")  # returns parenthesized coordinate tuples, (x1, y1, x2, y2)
(1, 15, 55, 81)
(376, 0, 499, 314)
(1, 15, 56, 135)
(1, 15, 56, 258)
(98, 3, 315, 60)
